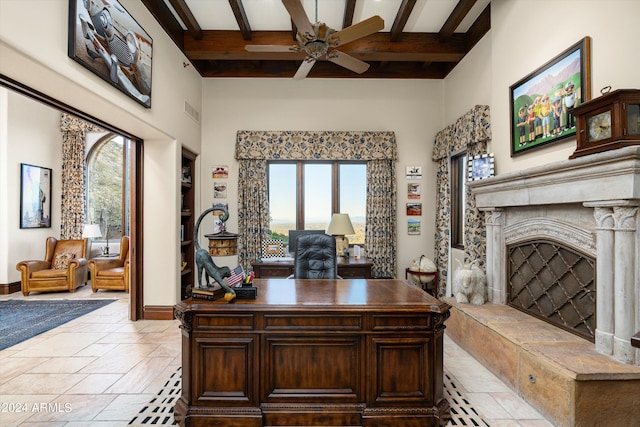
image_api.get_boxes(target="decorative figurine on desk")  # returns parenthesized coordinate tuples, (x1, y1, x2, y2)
(194, 206, 235, 302)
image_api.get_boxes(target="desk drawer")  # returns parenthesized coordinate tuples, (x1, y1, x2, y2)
(338, 266, 370, 278)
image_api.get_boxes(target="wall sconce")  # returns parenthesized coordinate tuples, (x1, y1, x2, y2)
(327, 213, 354, 258)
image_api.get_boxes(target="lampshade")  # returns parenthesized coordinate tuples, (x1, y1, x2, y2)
(326, 213, 355, 236)
(82, 223, 102, 239)
(327, 213, 354, 257)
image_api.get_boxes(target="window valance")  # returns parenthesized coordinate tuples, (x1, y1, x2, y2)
(236, 131, 397, 161)
(432, 105, 491, 161)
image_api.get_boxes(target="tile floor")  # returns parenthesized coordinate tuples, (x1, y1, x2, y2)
(0, 285, 555, 427)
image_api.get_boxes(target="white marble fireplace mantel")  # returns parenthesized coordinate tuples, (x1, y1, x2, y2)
(468, 146, 640, 365)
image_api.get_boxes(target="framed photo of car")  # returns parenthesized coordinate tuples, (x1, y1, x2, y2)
(509, 37, 591, 156)
(68, 0, 153, 108)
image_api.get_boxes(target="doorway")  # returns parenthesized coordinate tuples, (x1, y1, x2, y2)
(1, 74, 144, 320)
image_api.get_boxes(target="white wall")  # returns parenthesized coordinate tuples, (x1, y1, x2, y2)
(200, 78, 444, 278)
(490, 0, 640, 174)
(0, 90, 62, 284)
(0, 0, 202, 306)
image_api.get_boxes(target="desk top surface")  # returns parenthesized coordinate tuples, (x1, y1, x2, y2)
(177, 278, 449, 314)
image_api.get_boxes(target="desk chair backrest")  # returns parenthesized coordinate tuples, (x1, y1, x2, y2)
(294, 233, 338, 279)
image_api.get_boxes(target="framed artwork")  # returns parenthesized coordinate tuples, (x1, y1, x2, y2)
(212, 165, 229, 179)
(406, 203, 422, 216)
(261, 240, 285, 258)
(20, 163, 52, 229)
(407, 183, 421, 199)
(408, 219, 421, 235)
(510, 37, 591, 156)
(468, 153, 495, 181)
(406, 166, 422, 179)
(214, 182, 227, 198)
(68, 0, 153, 108)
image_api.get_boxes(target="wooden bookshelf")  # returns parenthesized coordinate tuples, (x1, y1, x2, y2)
(180, 148, 196, 300)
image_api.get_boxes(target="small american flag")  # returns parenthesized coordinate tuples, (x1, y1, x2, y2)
(226, 265, 245, 287)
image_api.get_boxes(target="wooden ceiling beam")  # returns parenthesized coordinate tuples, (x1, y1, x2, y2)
(343, 0, 356, 29)
(198, 60, 449, 79)
(439, 0, 478, 41)
(185, 31, 466, 62)
(390, 0, 417, 42)
(140, 0, 184, 48)
(167, 0, 202, 40)
(465, 3, 490, 50)
(228, 0, 252, 40)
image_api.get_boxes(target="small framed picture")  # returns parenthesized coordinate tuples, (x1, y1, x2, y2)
(468, 153, 495, 181)
(408, 219, 421, 235)
(261, 239, 285, 258)
(408, 183, 421, 199)
(212, 165, 228, 179)
(406, 203, 422, 216)
(214, 182, 227, 198)
(406, 166, 422, 179)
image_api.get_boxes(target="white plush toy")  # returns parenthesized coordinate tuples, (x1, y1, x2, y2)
(453, 260, 486, 305)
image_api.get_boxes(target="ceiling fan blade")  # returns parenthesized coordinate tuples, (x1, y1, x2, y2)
(328, 16, 384, 47)
(282, 0, 315, 39)
(328, 50, 370, 74)
(245, 44, 297, 53)
(293, 58, 316, 80)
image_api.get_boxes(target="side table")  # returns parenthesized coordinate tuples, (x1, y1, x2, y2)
(405, 268, 439, 297)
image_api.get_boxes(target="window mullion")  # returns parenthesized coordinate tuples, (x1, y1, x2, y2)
(332, 162, 339, 213)
(297, 161, 304, 229)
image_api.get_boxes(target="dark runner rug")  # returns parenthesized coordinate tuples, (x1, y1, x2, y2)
(130, 368, 490, 426)
(0, 299, 115, 350)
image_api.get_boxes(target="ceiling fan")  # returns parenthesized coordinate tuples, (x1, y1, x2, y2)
(245, 0, 384, 80)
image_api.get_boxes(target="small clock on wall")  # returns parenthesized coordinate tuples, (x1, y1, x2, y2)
(569, 89, 640, 159)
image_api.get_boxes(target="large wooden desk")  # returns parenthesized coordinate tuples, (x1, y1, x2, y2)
(174, 279, 451, 427)
(252, 257, 373, 279)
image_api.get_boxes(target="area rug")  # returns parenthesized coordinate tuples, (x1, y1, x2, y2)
(0, 299, 115, 350)
(129, 368, 490, 426)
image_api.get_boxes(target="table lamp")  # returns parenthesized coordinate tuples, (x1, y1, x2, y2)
(82, 223, 102, 256)
(327, 213, 355, 257)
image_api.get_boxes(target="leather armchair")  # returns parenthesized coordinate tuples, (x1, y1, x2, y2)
(16, 237, 89, 296)
(88, 236, 130, 292)
(293, 233, 338, 279)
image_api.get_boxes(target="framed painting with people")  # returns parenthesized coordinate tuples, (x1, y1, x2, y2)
(510, 37, 591, 156)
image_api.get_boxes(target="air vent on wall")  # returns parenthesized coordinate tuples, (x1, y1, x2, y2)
(184, 100, 200, 124)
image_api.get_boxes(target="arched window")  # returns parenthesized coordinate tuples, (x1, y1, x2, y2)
(86, 134, 130, 247)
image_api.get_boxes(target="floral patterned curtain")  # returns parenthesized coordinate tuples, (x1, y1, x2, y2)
(432, 105, 491, 297)
(235, 131, 397, 277)
(59, 113, 104, 239)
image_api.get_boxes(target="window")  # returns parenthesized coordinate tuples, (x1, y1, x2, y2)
(86, 134, 130, 242)
(268, 161, 366, 245)
(451, 152, 467, 249)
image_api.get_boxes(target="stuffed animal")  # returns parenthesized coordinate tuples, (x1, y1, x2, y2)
(453, 259, 486, 305)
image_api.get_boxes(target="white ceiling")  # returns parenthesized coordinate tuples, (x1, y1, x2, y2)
(169, 0, 491, 33)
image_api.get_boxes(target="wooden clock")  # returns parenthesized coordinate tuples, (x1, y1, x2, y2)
(569, 89, 640, 158)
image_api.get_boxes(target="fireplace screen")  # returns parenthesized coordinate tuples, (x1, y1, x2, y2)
(508, 240, 595, 341)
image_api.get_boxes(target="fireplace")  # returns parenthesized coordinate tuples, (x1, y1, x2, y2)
(469, 146, 640, 365)
(508, 239, 595, 341)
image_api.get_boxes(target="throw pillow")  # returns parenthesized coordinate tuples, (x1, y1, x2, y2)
(53, 253, 75, 269)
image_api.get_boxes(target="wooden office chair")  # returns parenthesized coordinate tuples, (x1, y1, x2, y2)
(88, 236, 130, 292)
(16, 237, 89, 296)
(293, 233, 338, 279)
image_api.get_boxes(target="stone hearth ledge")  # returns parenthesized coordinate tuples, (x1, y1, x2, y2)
(445, 298, 640, 427)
